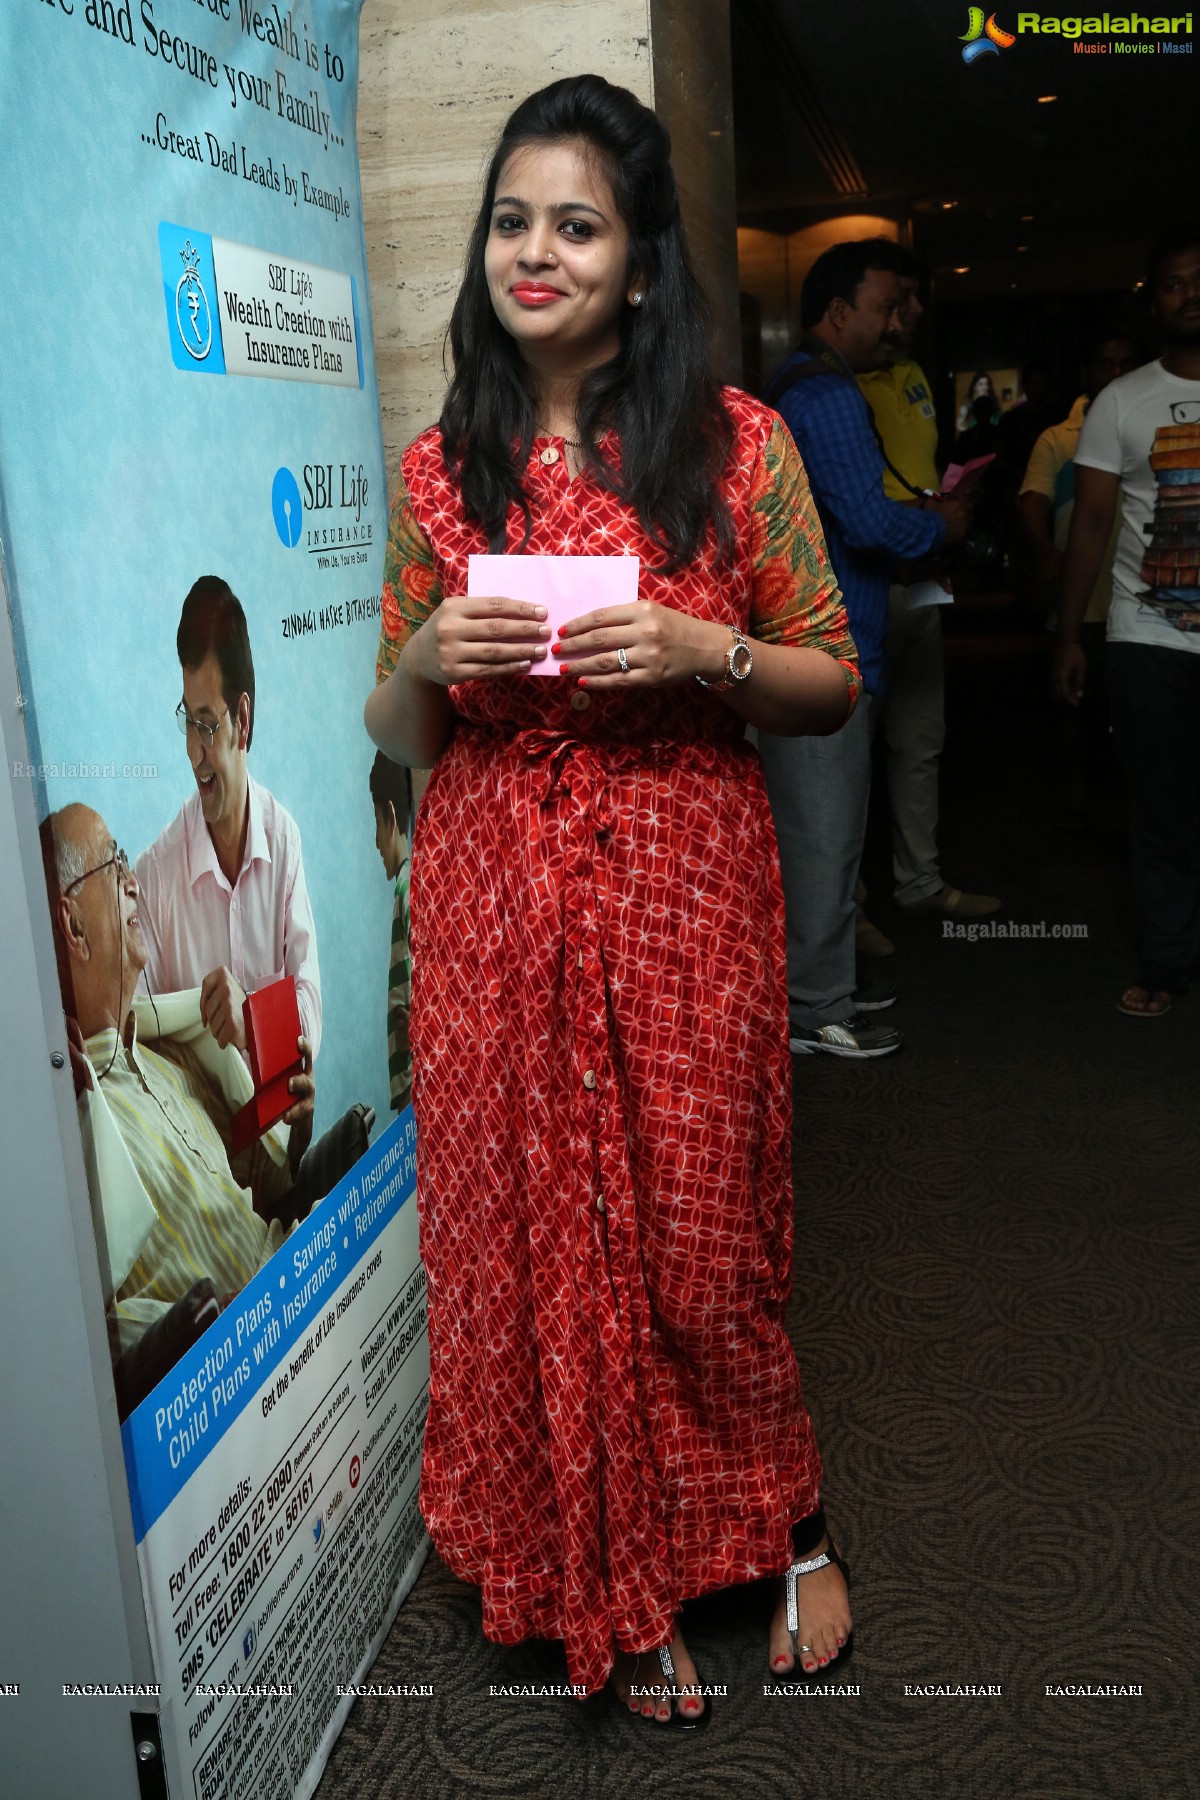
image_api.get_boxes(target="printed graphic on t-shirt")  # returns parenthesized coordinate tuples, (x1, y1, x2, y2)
(903, 378, 936, 421)
(1140, 407, 1200, 632)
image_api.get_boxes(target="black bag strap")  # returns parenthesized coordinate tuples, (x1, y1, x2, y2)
(761, 334, 848, 406)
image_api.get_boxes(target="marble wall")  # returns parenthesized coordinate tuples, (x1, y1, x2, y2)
(357, 0, 738, 480)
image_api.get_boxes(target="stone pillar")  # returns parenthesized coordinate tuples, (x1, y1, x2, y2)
(358, 0, 739, 476)
(650, 0, 739, 383)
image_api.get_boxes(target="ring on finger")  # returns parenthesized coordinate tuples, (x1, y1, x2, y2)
(616, 646, 630, 673)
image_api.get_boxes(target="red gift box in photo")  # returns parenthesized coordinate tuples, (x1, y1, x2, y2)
(230, 975, 302, 1154)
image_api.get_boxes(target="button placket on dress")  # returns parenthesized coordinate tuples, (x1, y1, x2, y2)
(512, 731, 679, 1653)
(531, 437, 580, 555)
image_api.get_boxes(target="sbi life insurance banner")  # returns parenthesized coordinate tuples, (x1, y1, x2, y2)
(123, 1115, 428, 1800)
(0, 2, 429, 1795)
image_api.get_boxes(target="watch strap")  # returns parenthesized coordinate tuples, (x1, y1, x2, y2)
(697, 628, 752, 692)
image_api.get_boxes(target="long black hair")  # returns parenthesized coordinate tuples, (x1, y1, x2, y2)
(440, 74, 734, 572)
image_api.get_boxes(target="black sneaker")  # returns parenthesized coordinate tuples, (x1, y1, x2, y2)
(790, 1014, 903, 1058)
(853, 976, 898, 1011)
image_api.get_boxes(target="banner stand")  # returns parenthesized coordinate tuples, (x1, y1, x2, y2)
(0, 5, 431, 1790)
(1, 556, 431, 1799)
(0, 573, 157, 1800)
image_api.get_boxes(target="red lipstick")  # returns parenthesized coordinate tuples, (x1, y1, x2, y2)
(511, 283, 564, 306)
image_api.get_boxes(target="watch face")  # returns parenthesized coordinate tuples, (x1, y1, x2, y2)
(730, 639, 753, 680)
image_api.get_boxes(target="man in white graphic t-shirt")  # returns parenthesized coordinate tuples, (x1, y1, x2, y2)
(1055, 227, 1200, 1017)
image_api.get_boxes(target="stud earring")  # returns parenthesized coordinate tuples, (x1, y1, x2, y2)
(630, 291, 644, 306)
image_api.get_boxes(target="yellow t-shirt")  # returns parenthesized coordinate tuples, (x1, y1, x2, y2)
(1019, 396, 1120, 624)
(858, 359, 940, 501)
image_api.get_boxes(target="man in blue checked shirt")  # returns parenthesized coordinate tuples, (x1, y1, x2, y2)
(759, 240, 969, 1059)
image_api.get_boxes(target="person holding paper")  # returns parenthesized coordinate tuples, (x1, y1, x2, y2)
(857, 242, 1000, 934)
(758, 241, 970, 1061)
(366, 75, 861, 1723)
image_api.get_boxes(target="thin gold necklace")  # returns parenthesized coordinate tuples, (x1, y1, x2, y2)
(537, 421, 583, 448)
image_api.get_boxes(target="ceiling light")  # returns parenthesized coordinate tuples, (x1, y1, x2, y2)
(1021, 214, 1034, 221)
(1017, 245, 1029, 252)
(953, 266, 970, 275)
(1037, 94, 1057, 103)
(941, 201, 958, 210)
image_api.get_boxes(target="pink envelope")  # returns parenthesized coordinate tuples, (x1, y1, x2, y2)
(941, 453, 995, 498)
(467, 554, 641, 675)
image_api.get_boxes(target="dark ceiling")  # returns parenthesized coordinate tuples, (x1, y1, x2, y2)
(731, 0, 1199, 296)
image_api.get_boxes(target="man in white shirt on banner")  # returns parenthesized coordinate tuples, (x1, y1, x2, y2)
(1055, 226, 1200, 1017)
(136, 576, 323, 1058)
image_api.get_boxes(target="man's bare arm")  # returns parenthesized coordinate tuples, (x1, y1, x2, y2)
(1053, 466, 1120, 704)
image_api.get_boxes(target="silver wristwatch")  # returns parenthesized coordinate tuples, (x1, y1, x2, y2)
(697, 628, 753, 692)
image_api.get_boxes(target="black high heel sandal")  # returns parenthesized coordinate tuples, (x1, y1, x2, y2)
(769, 1506, 854, 1686)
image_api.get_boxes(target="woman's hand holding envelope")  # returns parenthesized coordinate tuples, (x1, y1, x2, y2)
(556, 600, 727, 688)
(412, 593, 551, 684)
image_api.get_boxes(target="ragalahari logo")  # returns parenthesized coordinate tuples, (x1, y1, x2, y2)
(961, 7, 1017, 59)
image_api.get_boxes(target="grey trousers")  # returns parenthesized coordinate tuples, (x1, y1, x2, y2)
(880, 589, 946, 905)
(758, 693, 875, 1029)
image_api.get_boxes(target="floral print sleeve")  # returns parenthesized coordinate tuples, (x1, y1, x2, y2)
(375, 472, 444, 684)
(748, 416, 861, 707)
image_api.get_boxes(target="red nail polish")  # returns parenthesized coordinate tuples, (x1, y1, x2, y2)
(576, 677, 587, 687)
(551, 642, 562, 655)
(558, 662, 569, 676)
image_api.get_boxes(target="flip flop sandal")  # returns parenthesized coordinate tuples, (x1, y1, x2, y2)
(620, 1644, 712, 1730)
(658, 1642, 711, 1730)
(770, 1508, 854, 1686)
(1116, 988, 1172, 1017)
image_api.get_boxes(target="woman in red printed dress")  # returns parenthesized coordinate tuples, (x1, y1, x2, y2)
(365, 74, 857, 1724)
